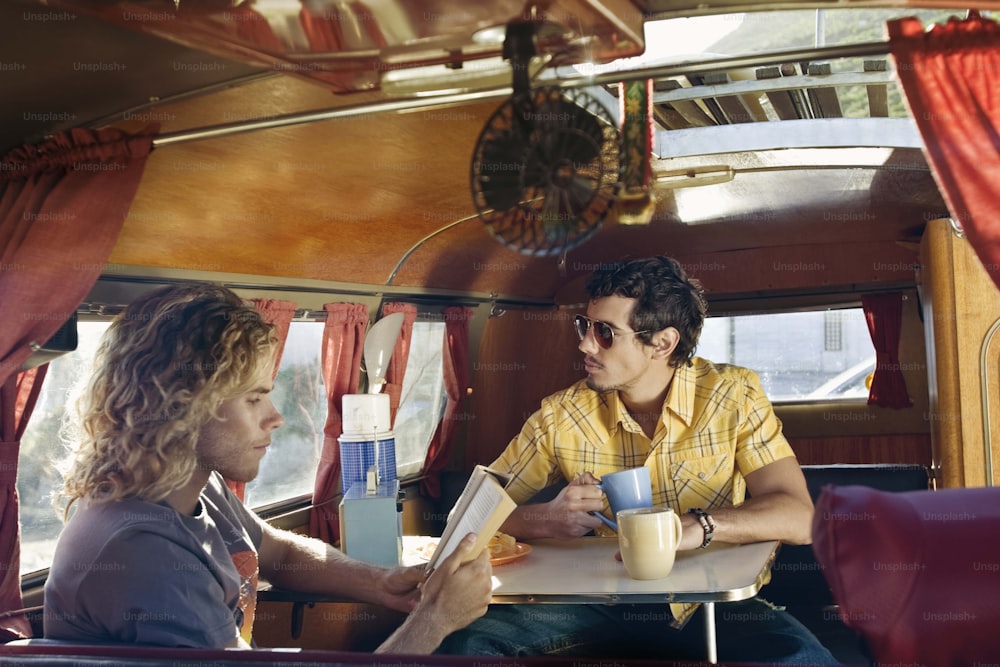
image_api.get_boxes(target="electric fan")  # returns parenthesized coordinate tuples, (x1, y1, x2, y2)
(469, 24, 621, 256)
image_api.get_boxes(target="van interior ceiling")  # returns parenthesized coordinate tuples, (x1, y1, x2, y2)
(3, 0, 952, 299)
(4, 0, 1000, 664)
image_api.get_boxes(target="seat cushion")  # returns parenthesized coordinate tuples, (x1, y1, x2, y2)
(812, 484, 1000, 663)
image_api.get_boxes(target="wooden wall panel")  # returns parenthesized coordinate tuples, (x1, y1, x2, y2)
(789, 434, 932, 466)
(920, 218, 1000, 487)
(464, 308, 583, 470)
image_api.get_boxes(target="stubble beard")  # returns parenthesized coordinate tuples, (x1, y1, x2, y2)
(585, 376, 617, 393)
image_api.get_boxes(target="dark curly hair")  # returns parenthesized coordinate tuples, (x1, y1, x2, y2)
(585, 256, 707, 367)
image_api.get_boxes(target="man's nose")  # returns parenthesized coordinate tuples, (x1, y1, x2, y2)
(578, 327, 600, 355)
(265, 403, 284, 431)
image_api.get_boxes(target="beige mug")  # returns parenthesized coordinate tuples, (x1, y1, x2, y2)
(617, 505, 684, 580)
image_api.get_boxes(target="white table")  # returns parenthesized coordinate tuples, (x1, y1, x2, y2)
(403, 536, 780, 663)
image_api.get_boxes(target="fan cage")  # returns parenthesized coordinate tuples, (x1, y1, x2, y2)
(470, 87, 622, 257)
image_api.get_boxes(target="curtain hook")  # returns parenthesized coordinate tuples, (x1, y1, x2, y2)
(949, 217, 964, 238)
(489, 293, 506, 318)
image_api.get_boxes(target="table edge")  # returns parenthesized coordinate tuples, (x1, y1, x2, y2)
(489, 540, 780, 605)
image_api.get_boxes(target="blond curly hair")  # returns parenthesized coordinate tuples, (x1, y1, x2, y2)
(61, 283, 277, 511)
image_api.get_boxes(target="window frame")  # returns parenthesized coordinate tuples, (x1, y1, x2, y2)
(389, 314, 450, 480)
(15, 280, 478, 579)
(700, 296, 876, 405)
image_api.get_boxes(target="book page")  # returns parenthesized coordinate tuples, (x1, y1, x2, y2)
(429, 471, 485, 568)
(432, 480, 504, 565)
(427, 468, 515, 570)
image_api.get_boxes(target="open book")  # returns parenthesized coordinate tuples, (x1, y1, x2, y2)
(426, 465, 517, 570)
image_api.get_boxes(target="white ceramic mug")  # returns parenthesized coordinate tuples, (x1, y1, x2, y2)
(617, 505, 684, 580)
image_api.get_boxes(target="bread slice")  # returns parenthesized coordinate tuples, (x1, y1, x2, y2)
(487, 531, 517, 558)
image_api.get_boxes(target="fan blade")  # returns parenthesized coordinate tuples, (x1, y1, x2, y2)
(476, 130, 526, 211)
(472, 86, 621, 257)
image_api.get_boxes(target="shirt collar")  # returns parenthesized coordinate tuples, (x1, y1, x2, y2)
(607, 390, 638, 435)
(664, 361, 696, 427)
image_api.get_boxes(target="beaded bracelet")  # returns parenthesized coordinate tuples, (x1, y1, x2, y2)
(688, 508, 716, 549)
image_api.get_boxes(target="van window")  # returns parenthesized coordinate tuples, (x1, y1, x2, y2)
(18, 320, 111, 576)
(18, 314, 448, 575)
(645, 8, 962, 61)
(244, 320, 325, 508)
(698, 308, 874, 403)
(392, 321, 448, 478)
(245, 319, 448, 503)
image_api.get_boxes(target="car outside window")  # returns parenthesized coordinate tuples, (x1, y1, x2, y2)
(697, 308, 875, 402)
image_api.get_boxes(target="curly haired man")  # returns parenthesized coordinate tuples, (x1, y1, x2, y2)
(45, 283, 490, 651)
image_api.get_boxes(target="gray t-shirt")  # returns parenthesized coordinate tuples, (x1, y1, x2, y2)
(44, 473, 264, 647)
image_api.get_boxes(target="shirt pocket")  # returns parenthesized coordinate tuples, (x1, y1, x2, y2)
(669, 453, 734, 509)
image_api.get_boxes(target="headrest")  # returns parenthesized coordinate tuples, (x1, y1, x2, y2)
(812, 484, 1000, 664)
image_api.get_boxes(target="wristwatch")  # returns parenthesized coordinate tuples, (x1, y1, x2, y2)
(688, 508, 716, 549)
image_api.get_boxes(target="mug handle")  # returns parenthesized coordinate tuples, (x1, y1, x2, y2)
(671, 510, 683, 546)
(590, 510, 617, 531)
(590, 483, 618, 531)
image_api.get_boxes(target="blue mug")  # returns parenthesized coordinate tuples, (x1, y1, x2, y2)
(592, 466, 653, 531)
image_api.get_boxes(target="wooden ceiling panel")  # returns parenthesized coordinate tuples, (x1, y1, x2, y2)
(88, 36, 947, 302)
(111, 85, 502, 287)
(111, 81, 947, 300)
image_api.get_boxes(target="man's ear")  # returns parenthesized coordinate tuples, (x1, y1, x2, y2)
(651, 327, 681, 361)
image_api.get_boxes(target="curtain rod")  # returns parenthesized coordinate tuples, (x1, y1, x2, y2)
(151, 40, 891, 148)
(78, 297, 554, 320)
(79, 274, 556, 316)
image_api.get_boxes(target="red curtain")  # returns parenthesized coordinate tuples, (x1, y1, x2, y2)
(888, 12, 1000, 291)
(0, 126, 156, 381)
(227, 299, 298, 501)
(380, 302, 417, 428)
(249, 299, 298, 375)
(300, 4, 346, 51)
(0, 367, 47, 640)
(309, 303, 368, 544)
(420, 307, 472, 498)
(862, 293, 912, 409)
(0, 126, 156, 637)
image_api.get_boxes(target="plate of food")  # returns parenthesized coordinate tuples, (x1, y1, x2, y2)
(486, 531, 532, 566)
(411, 532, 532, 566)
(409, 538, 440, 563)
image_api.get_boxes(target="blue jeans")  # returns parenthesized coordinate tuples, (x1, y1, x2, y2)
(437, 598, 840, 664)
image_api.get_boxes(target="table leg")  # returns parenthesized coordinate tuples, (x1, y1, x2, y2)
(703, 601, 717, 664)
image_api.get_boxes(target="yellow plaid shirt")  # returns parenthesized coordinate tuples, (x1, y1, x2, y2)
(493, 357, 794, 516)
(491, 358, 794, 626)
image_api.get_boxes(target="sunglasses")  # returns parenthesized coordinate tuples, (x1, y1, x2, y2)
(573, 315, 651, 349)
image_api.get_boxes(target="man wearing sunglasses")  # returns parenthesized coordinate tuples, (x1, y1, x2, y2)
(437, 256, 835, 663)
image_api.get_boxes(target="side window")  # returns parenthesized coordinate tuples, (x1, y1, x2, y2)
(19, 319, 111, 576)
(246, 318, 448, 503)
(244, 320, 325, 508)
(697, 307, 875, 402)
(17, 311, 449, 575)
(393, 321, 447, 478)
